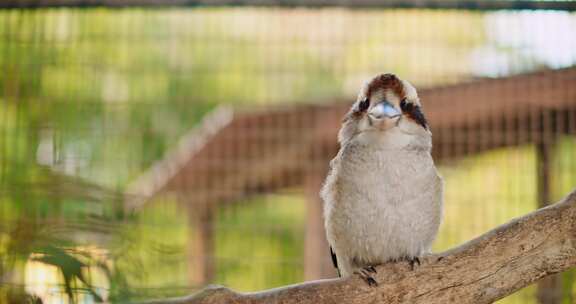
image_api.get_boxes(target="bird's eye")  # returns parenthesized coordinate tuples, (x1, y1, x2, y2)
(400, 98, 409, 112)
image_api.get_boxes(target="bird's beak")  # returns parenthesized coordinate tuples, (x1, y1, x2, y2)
(368, 101, 401, 119)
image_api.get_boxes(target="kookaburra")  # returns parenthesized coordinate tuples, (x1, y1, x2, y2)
(321, 73, 443, 285)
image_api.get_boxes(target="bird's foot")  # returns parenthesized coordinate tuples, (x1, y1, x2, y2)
(405, 256, 421, 270)
(365, 265, 377, 274)
(354, 266, 378, 287)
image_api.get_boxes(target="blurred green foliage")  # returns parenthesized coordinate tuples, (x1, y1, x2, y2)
(215, 194, 305, 291)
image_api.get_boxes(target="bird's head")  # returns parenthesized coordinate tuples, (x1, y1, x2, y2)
(338, 73, 430, 146)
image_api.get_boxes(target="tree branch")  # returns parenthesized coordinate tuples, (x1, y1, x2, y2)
(144, 189, 576, 304)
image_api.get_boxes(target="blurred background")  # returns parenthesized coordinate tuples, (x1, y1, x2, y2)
(0, 0, 575, 303)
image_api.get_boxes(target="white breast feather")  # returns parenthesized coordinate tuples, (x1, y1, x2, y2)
(322, 127, 443, 277)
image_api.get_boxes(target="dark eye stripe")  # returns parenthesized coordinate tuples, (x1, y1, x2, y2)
(358, 98, 370, 112)
(400, 99, 409, 111)
(400, 98, 428, 129)
(411, 106, 428, 129)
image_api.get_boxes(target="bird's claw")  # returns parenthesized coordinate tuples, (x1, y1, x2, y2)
(355, 266, 378, 286)
(366, 265, 377, 273)
(407, 256, 421, 270)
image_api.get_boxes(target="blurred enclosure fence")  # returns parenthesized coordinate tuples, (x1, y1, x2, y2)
(0, 1, 576, 303)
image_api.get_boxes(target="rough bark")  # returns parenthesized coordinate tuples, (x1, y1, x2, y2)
(144, 189, 576, 304)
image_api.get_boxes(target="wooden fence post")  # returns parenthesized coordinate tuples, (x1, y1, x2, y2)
(536, 110, 562, 304)
(303, 172, 337, 280)
(187, 203, 215, 287)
